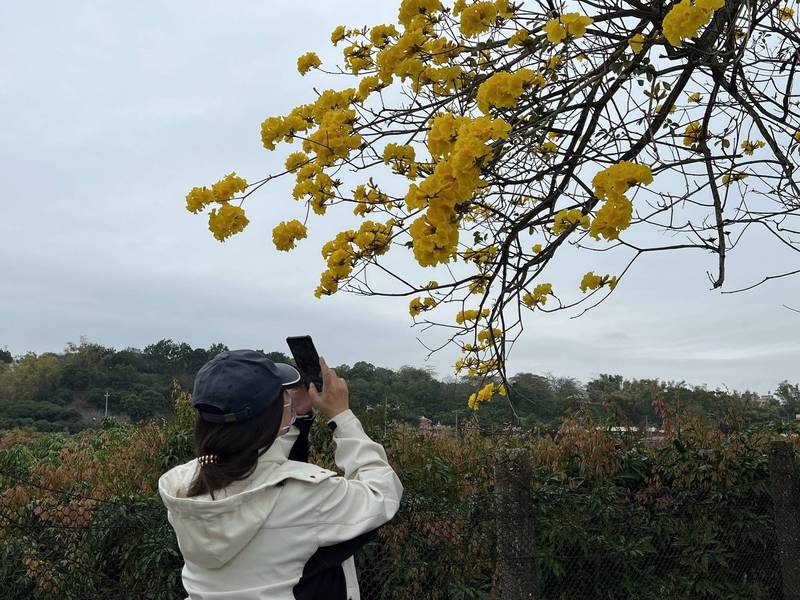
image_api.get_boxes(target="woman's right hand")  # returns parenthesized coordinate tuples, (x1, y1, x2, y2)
(307, 357, 349, 420)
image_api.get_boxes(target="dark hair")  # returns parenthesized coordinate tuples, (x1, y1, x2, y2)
(186, 393, 285, 500)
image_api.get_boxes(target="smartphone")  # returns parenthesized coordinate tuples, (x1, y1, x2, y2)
(286, 336, 323, 392)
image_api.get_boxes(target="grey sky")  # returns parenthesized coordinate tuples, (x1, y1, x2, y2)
(1, 1, 798, 395)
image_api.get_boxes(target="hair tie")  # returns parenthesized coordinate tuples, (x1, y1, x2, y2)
(198, 454, 220, 467)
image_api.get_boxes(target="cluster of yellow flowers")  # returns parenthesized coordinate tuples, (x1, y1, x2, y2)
(477, 327, 503, 346)
(535, 140, 559, 156)
(297, 52, 322, 76)
(272, 219, 308, 251)
(544, 13, 594, 44)
(462, 245, 498, 265)
(405, 113, 511, 266)
(383, 143, 418, 177)
(343, 43, 374, 75)
(741, 139, 766, 156)
(662, 0, 724, 47)
(467, 381, 506, 411)
(476, 69, 540, 113)
(292, 163, 335, 215)
(590, 161, 653, 241)
(580, 271, 617, 292)
(456, 308, 490, 324)
(457, 0, 513, 37)
(186, 173, 250, 242)
(285, 152, 310, 173)
(374, 3, 468, 92)
(315, 219, 394, 298)
(208, 203, 249, 242)
(552, 208, 590, 235)
(262, 89, 367, 216)
(185, 172, 248, 214)
(629, 33, 645, 53)
(683, 120, 703, 146)
(409, 295, 437, 316)
(399, 0, 443, 28)
(721, 172, 748, 186)
(687, 92, 703, 103)
(522, 282, 552, 308)
(353, 183, 392, 216)
(507, 28, 529, 47)
(778, 6, 795, 21)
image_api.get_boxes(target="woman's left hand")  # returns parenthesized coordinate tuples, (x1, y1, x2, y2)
(288, 385, 313, 416)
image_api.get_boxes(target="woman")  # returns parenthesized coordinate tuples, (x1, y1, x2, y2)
(158, 349, 403, 599)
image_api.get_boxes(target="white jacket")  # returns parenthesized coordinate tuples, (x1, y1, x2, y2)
(158, 409, 403, 600)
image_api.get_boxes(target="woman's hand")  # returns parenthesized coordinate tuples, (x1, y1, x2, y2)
(307, 357, 349, 420)
(287, 384, 313, 416)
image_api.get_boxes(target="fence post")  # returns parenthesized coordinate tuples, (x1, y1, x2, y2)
(494, 447, 537, 599)
(768, 440, 800, 600)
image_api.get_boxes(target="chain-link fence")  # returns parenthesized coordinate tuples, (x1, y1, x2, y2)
(0, 440, 792, 599)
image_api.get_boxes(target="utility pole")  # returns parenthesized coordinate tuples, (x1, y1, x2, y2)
(104, 391, 110, 417)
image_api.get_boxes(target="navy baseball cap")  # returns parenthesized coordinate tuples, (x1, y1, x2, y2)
(192, 349, 302, 424)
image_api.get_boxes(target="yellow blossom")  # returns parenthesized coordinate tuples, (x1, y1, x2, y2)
(208, 203, 249, 242)
(545, 13, 593, 44)
(476, 69, 537, 113)
(590, 161, 653, 241)
(331, 25, 346, 46)
(532, 243, 542, 253)
(740, 140, 765, 155)
(507, 29, 529, 47)
(398, 0, 443, 27)
(579, 271, 603, 292)
(285, 152, 310, 173)
(721, 172, 748, 186)
(778, 6, 794, 21)
(535, 141, 558, 155)
(683, 120, 703, 146)
(546, 55, 563, 70)
(629, 33, 645, 53)
(356, 75, 382, 102)
(468, 382, 498, 410)
(297, 52, 322, 75)
(186, 172, 248, 214)
(370, 24, 400, 46)
(552, 208, 589, 234)
(460, 1, 500, 37)
(663, 0, 724, 47)
(409, 296, 437, 317)
(687, 92, 703, 103)
(522, 283, 552, 307)
(272, 219, 308, 251)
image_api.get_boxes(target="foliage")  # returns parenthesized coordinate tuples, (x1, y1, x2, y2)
(0, 396, 796, 598)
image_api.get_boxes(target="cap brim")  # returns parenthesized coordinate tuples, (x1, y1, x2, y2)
(275, 363, 302, 388)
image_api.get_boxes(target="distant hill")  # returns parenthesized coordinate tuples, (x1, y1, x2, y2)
(0, 339, 796, 433)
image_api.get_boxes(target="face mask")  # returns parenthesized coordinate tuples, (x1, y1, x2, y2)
(279, 396, 297, 434)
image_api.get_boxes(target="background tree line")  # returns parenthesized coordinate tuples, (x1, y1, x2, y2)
(0, 340, 796, 434)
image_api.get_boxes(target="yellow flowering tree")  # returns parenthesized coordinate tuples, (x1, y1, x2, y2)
(184, 0, 800, 411)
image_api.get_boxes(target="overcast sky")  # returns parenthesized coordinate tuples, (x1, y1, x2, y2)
(1, 1, 798, 395)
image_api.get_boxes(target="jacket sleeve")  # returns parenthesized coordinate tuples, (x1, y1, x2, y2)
(313, 409, 403, 547)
